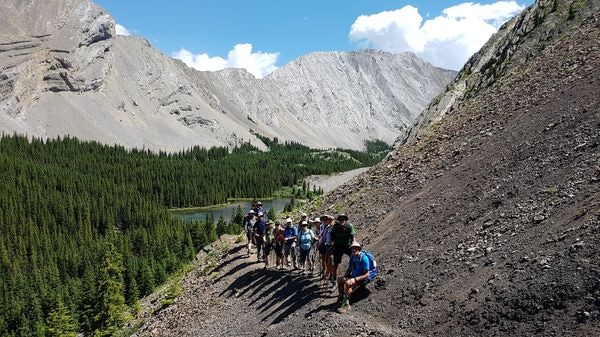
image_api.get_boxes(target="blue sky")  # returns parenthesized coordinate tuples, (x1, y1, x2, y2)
(95, 0, 533, 78)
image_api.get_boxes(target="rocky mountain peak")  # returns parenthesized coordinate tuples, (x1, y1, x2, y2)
(0, 0, 114, 117)
(0, 0, 457, 152)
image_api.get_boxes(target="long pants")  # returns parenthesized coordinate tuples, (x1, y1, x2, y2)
(255, 236, 264, 258)
(299, 247, 313, 270)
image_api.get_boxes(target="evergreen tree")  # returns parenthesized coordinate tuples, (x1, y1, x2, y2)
(232, 205, 244, 226)
(46, 298, 77, 337)
(216, 215, 227, 241)
(93, 237, 130, 336)
(267, 207, 276, 221)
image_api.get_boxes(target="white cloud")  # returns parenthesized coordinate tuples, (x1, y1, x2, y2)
(115, 24, 131, 36)
(349, 1, 525, 70)
(172, 43, 279, 79)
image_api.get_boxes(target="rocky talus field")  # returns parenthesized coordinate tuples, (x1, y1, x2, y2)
(130, 1, 599, 336)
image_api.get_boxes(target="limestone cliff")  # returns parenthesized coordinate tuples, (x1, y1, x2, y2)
(0, 0, 455, 151)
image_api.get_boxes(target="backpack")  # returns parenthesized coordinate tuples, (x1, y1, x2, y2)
(362, 250, 379, 282)
(299, 230, 314, 251)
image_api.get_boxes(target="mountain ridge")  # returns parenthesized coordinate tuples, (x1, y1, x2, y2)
(0, 0, 455, 152)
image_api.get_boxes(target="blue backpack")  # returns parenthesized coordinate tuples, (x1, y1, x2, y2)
(362, 250, 379, 282)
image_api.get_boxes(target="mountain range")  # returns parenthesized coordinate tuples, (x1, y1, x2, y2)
(0, 0, 455, 152)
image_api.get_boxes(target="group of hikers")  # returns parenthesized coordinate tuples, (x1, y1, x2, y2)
(242, 202, 377, 313)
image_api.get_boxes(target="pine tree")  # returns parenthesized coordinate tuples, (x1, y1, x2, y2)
(46, 298, 77, 337)
(93, 236, 131, 336)
(216, 215, 227, 241)
(267, 207, 276, 221)
(232, 205, 244, 226)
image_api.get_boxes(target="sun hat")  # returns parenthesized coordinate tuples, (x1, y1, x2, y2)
(350, 241, 361, 250)
(300, 221, 308, 226)
(337, 214, 348, 221)
(313, 217, 322, 223)
(286, 218, 293, 223)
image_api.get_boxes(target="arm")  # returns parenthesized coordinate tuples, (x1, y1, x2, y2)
(349, 269, 369, 284)
(347, 254, 369, 284)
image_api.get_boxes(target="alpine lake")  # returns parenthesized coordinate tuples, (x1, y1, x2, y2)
(171, 198, 291, 222)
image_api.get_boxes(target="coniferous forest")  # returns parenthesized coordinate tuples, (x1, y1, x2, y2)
(0, 133, 388, 336)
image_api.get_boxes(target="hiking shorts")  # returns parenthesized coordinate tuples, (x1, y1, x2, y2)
(318, 243, 329, 255)
(332, 245, 350, 265)
(342, 276, 366, 288)
(264, 241, 273, 256)
(274, 243, 284, 257)
(284, 243, 295, 259)
(246, 231, 253, 242)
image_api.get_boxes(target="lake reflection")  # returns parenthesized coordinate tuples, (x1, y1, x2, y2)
(176, 198, 291, 222)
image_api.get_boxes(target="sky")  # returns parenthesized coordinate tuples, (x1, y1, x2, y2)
(95, 0, 534, 78)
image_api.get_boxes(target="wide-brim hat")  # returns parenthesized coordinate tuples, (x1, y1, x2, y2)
(350, 241, 361, 250)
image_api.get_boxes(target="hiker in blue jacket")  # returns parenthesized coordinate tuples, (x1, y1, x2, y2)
(253, 212, 267, 262)
(337, 241, 369, 313)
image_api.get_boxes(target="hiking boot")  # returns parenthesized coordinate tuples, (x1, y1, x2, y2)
(337, 302, 351, 313)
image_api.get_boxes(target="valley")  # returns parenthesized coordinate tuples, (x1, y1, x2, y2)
(0, 0, 598, 336)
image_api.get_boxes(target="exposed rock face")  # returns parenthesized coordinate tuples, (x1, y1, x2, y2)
(0, 0, 113, 116)
(0, 0, 455, 152)
(186, 51, 455, 150)
(396, 0, 599, 148)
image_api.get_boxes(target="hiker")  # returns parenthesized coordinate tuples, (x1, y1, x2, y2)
(273, 222, 285, 270)
(253, 201, 265, 217)
(337, 241, 369, 313)
(283, 217, 298, 269)
(319, 214, 335, 287)
(300, 212, 309, 228)
(253, 212, 267, 262)
(298, 221, 319, 273)
(243, 209, 256, 256)
(311, 217, 322, 270)
(263, 220, 275, 268)
(331, 213, 356, 281)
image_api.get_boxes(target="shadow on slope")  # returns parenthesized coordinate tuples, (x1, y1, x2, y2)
(219, 266, 327, 324)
